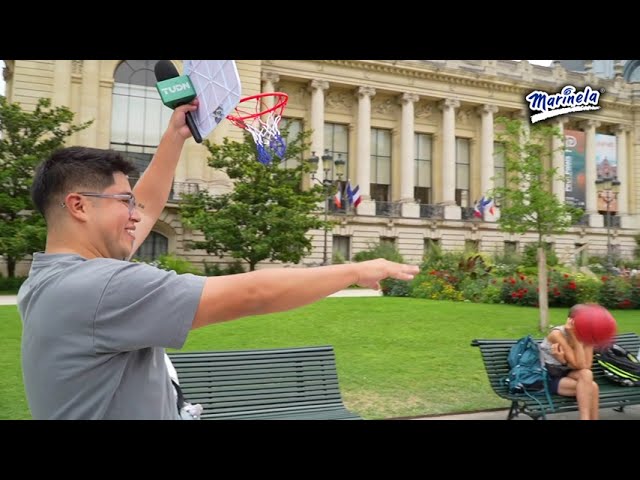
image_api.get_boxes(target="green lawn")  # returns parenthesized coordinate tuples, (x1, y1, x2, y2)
(2, 299, 639, 420)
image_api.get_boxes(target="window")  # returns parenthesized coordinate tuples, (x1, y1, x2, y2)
(465, 239, 479, 253)
(424, 238, 440, 255)
(623, 60, 640, 83)
(110, 60, 172, 184)
(134, 232, 168, 262)
(380, 237, 395, 246)
(279, 118, 303, 169)
(493, 142, 506, 189)
(324, 123, 349, 181)
(574, 242, 588, 266)
(455, 138, 470, 207)
(370, 128, 391, 202)
(504, 241, 518, 255)
(332, 235, 350, 262)
(414, 133, 433, 204)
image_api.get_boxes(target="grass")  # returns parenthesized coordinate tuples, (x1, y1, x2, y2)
(2, 298, 639, 420)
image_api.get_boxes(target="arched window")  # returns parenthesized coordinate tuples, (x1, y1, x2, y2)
(623, 60, 640, 83)
(110, 60, 172, 183)
(134, 231, 169, 262)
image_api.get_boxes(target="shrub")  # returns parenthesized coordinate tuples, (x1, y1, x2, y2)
(204, 260, 245, 276)
(547, 270, 578, 308)
(573, 273, 602, 303)
(0, 275, 27, 292)
(523, 243, 558, 267)
(332, 251, 346, 264)
(500, 274, 538, 307)
(381, 279, 411, 297)
(353, 243, 404, 263)
(155, 254, 202, 275)
(599, 275, 633, 310)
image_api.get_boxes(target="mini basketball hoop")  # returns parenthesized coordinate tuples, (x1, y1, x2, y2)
(226, 92, 289, 165)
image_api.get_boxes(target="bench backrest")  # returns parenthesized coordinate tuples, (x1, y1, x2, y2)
(472, 332, 640, 394)
(168, 345, 354, 419)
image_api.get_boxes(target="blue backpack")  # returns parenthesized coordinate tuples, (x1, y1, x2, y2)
(504, 335, 555, 411)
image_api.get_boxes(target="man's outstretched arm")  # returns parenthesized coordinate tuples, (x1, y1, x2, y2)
(192, 259, 419, 329)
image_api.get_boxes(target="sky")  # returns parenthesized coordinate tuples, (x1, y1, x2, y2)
(0, 60, 554, 98)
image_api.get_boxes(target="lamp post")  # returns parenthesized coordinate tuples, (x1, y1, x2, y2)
(595, 176, 621, 271)
(307, 148, 346, 265)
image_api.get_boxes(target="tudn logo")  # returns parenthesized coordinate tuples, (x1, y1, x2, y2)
(160, 82, 192, 95)
(525, 85, 600, 124)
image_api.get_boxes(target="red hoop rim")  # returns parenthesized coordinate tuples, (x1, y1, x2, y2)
(226, 92, 288, 127)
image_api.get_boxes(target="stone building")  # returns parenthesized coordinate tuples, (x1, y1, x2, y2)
(2, 59, 639, 275)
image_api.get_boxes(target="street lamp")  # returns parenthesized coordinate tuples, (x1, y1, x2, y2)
(307, 148, 346, 265)
(595, 176, 621, 271)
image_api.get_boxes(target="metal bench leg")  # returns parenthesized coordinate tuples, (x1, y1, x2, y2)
(507, 402, 519, 420)
(613, 406, 625, 413)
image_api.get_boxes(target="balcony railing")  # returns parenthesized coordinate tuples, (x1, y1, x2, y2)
(461, 207, 478, 221)
(419, 204, 444, 219)
(375, 201, 402, 217)
(327, 201, 348, 214)
(605, 214, 621, 228)
(572, 213, 589, 226)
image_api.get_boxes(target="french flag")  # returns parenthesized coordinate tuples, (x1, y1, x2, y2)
(334, 188, 342, 209)
(346, 180, 362, 208)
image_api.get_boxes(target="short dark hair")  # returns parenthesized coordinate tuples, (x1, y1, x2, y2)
(569, 303, 589, 318)
(31, 147, 137, 219)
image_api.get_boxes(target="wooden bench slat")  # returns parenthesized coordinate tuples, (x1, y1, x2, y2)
(169, 345, 362, 420)
(472, 332, 640, 419)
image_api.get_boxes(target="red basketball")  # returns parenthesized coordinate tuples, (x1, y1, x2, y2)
(572, 304, 617, 346)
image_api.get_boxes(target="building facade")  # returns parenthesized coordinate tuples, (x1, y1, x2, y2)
(2, 59, 640, 275)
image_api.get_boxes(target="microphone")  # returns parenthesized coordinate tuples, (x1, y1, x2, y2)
(154, 60, 202, 143)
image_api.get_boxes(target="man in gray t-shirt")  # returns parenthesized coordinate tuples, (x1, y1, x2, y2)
(19, 254, 204, 419)
(19, 93, 418, 420)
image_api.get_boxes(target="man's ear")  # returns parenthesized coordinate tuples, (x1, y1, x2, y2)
(63, 193, 89, 221)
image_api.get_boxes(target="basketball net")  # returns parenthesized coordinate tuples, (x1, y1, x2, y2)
(227, 92, 289, 165)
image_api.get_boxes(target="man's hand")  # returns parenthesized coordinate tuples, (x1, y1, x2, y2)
(169, 99, 199, 140)
(354, 259, 420, 290)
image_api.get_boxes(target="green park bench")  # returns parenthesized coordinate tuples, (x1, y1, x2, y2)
(471, 332, 640, 420)
(168, 345, 362, 420)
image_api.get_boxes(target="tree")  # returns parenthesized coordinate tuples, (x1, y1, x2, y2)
(0, 97, 92, 277)
(179, 127, 332, 271)
(491, 117, 583, 332)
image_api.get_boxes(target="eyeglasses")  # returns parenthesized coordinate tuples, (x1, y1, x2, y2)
(61, 192, 137, 216)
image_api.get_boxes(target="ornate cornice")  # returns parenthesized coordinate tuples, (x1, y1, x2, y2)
(265, 60, 639, 115)
(321, 60, 526, 95)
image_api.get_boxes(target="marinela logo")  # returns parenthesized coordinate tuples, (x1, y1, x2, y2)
(525, 85, 601, 124)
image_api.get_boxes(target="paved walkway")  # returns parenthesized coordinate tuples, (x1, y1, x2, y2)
(0, 295, 17, 305)
(328, 288, 382, 298)
(414, 404, 640, 420)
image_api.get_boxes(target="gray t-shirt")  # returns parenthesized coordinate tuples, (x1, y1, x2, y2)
(17, 253, 206, 420)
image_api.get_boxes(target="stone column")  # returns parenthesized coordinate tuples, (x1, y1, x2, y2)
(615, 124, 630, 226)
(79, 60, 99, 146)
(582, 119, 603, 227)
(309, 79, 329, 183)
(439, 98, 460, 219)
(615, 125, 636, 228)
(355, 86, 376, 215)
(400, 93, 419, 218)
(552, 118, 567, 203)
(478, 104, 498, 221)
(53, 60, 72, 108)
(262, 71, 279, 94)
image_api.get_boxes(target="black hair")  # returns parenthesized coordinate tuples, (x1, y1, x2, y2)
(31, 147, 137, 219)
